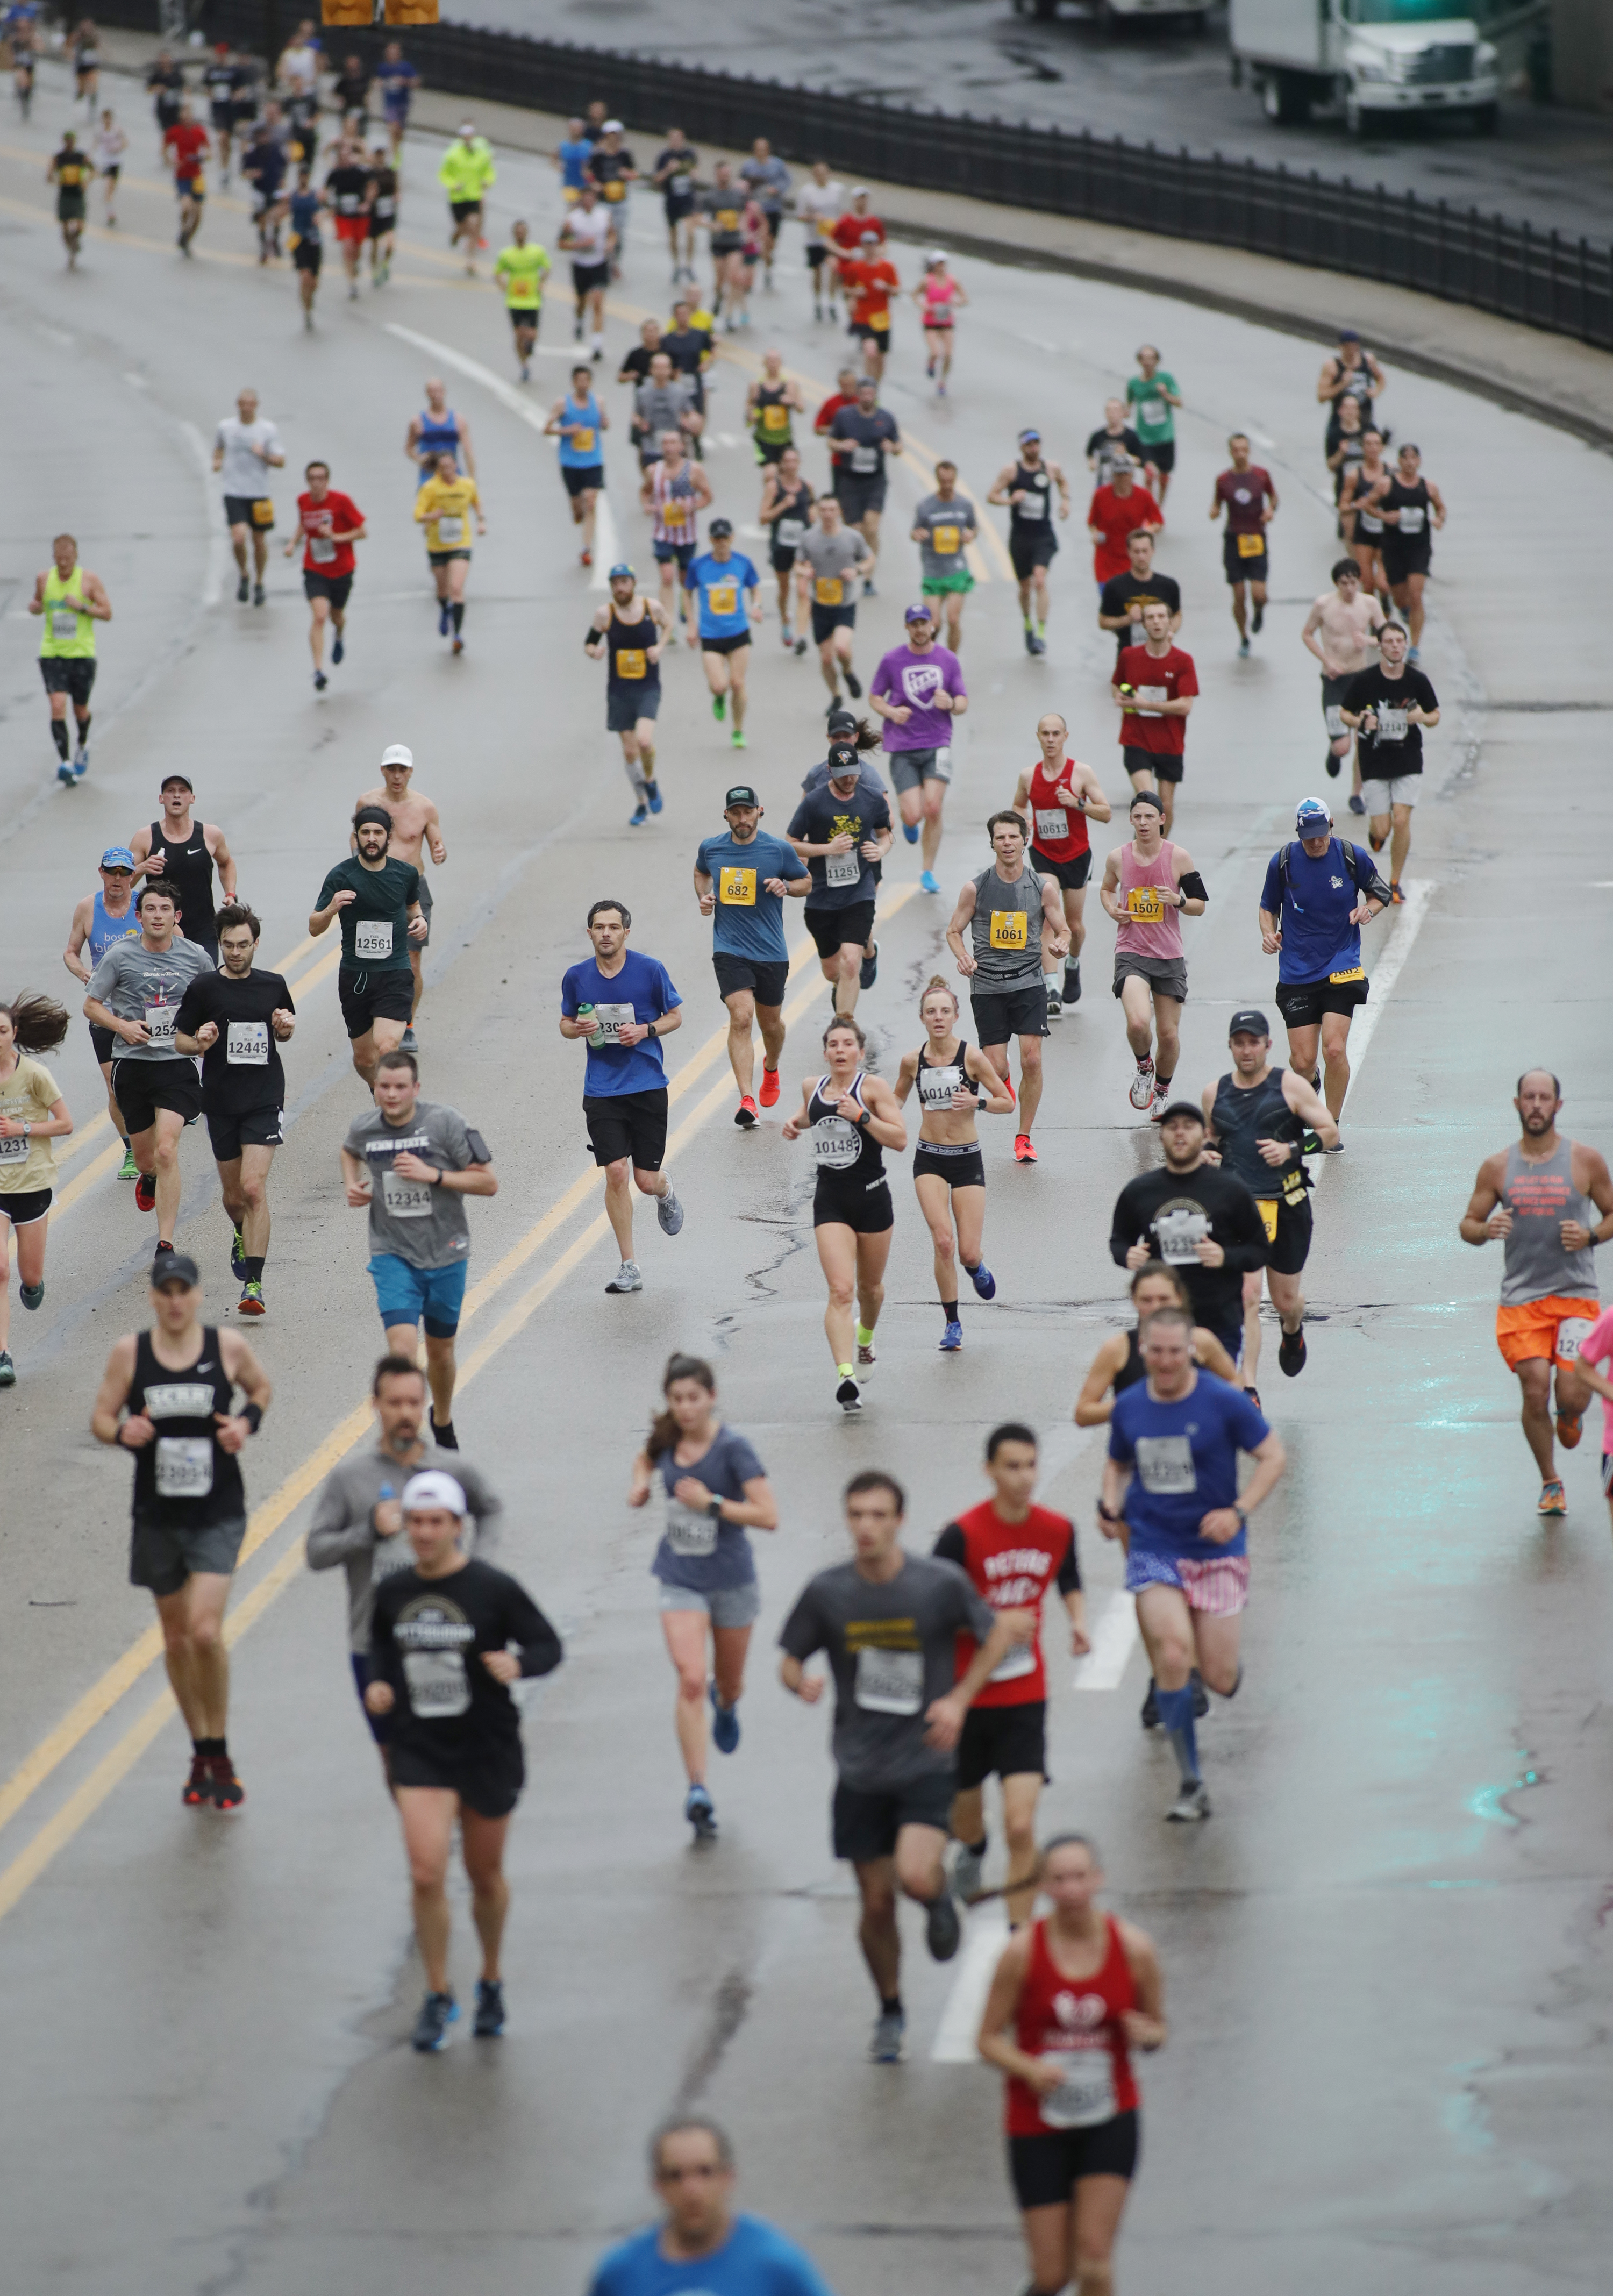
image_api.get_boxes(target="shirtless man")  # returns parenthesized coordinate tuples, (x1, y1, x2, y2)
(1301, 558, 1383, 810)
(352, 743, 446, 1043)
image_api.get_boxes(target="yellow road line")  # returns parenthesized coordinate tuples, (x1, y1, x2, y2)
(54, 1109, 109, 1168)
(45, 1138, 123, 1228)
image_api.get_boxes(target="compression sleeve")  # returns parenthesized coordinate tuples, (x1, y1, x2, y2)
(1178, 871, 1208, 903)
(932, 1522, 967, 1568)
(1056, 1524, 1082, 1594)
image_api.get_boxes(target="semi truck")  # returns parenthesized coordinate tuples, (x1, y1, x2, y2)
(1229, 0, 1542, 134)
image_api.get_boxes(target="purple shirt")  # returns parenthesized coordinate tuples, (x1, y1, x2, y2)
(870, 641, 966, 752)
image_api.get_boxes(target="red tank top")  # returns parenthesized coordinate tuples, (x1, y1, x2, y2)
(1027, 759, 1090, 865)
(1005, 1915, 1138, 2135)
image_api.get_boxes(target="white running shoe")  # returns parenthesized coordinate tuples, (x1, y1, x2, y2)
(1129, 1058, 1156, 1111)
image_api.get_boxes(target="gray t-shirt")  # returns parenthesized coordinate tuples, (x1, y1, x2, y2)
(740, 154, 791, 208)
(306, 1441, 503, 1650)
(912, 490, 979, 584)
(87, 936, 211, 1063)
(778, 1552, 995, 1788)
(342, 1097, 482, 1270)
(215, 416, 282, 500)
(969, 862, 1048, 995)
(634, 376, 696, 448)
(796, 525, 867, 604)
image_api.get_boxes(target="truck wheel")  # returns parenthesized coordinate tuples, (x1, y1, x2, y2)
(1262, 70, 1310, 125)
(1472, 101, 1499, 134)
(1345, 92, 1364, 136)
(1031, 0, 1058, 19)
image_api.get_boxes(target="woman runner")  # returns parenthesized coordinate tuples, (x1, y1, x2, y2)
(627, 1354, 779, 1843)
(782, 1015, 906, 1414)
(914, 252, 967, 395)
(1073, 1261, 1238, 1427)
(758, 444, 814, 653)
(0, 994, 75, 1387)
(894, 976, 1012, 1352)
(413, 448, 485, 654)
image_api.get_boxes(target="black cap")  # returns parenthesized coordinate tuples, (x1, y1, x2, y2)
(1228, 1010, 1271, 1039)
(827, 744, 860, 778)
(709, 516, 734, 539)
(724, 785, 760, 809)
(1155, 1100, 1205, 1128)
(151, 1250, 201, 1288)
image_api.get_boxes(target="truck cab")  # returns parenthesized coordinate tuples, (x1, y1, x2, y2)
(1229, 0, 1531, 134)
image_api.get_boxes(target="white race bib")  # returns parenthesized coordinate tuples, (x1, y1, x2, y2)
(1153, 1208, 1209, 1265)
(825, 849, 862, 888)
(354, 919, 392, 960)
(51, 608, 81, 640)
(1140, 397, 1166, 426)
(1375, 707, 1407, 742)
(402, 1647, 470, 1717)
(854, 1645, 923, 1715)
(1017, 491, 1046, 519)
(226, 1021, 269, 1065)
(144, 1002, 177, 1050)
(1554, 1316, 1597, 1365)
(309, 532, 337, 563)
(988, 1639, 1037, 1685)
(1397, 505, 1425, 534)
(917, 1064, 962, 1109)
(435, 514, 465, 545)
(775, 518, 804, 547)
(850, 444, 879, 474)
(665, 1493, 717, 1557)
(1034, 807, 1069, 844)
(812, 1115, 861, 1168)
(0, 1130, 28, 1161)
(155, 1435, 214, 1499)
(589, 1002, 636, 1046)
(1134, 1432, 1197, 1494)
(380, 1163, 434, 1217)
(1324, 705, 1346, 739)
(1039, 2045, 1117, 2130)
(1136, 684, 1168, 712)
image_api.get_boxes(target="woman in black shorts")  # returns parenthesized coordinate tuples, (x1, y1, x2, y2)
(894, 976, 1012, 1354)
(781, 1015, 905, 1414)
(0, 993, 74, 1388)
(758, 443, 814, 653)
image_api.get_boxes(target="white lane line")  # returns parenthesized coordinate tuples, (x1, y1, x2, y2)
(930, 1900, 1009, 2063)
(1327, 876, 1434, 1087)
(591, 497, 620, 592)
(179, 420, 228, 609)
(1071, 1591, 1139, 1692)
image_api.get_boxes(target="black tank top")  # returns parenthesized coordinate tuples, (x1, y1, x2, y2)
(1210, 1066, 1306, 1200)
(1114, 1327, 1147, 1395)
(807, 1069, 886, 1187)
(127, 1325, 244, 1526)
(1010, 462, 1053, 532)
(148, 818, 217, 940)
(915, 1037, 978, 1124)
(1327, 354, 1375, 430)
(606, 604, 661, 691)
(767, 477, 813, 552)
(1383, 475, 1430, 540)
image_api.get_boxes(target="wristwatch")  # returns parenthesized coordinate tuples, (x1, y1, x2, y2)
(706, 1498, 724, 1523)
(1232, 1501, 1248, 1527)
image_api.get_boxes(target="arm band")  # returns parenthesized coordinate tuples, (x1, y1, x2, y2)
(241, 1401, 263, 1434)
(583, 625, 602, 647)
(1364, 872, 1393, 907)
(1178, 871, 1208, 902)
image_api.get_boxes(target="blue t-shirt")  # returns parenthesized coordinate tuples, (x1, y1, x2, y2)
(375, 58, 418, 114)
(560, 950, 681, 1097)
(696, 831, 807, 961)
(558, 134, 593, 191)
(652, 1422, 767, 1592)
(1259, 838, 1376, 985)
(589, 2214, 833, 2296)
(684, 551, 759, 641)
(1109, 1371, 1269, 1561)
(289, 187, 322, 241)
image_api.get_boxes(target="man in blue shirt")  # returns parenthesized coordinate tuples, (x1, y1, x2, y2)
(555, 115, 593, 204)
(1258, 794, 1390, 1137)
(374, 43, 418, 160)
(685, 517, 762, 751)
(559, 897, 686, 1295)
(695, 785, 810, 1129)
(589, 2114, 835, 2295)
(1101, 1303, 1284, 1821)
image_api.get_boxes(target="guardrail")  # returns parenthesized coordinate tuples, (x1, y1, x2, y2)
(90, 0, 1613, 352)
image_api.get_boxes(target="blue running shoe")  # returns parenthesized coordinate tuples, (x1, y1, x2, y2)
(919, 869, 940, 894)
(939, 1318, 963, 1350)
(411, 1991, 459, 2052)
(709, 1681, 740, 1755)
(438, 600, 451, 637)
(629, 804, 648, 826)
(645, 781, 663, 814)
(902, 820, 919, 844)
(967, 1262, 996, 1300)
(332, 636, 345, 666)
(685, 1784, 718, 1839)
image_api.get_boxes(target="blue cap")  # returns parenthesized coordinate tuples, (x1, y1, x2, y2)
(607, 562, 634, 581)
(1295, 798, 1332, 831)
(100, 845, 136, 869)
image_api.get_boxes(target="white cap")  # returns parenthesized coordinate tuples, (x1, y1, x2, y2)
(603, 117, 624, 132)
(381, 743, 413, 771)
(459, 120, 476, 137)
(403, 1470, 468, 1516)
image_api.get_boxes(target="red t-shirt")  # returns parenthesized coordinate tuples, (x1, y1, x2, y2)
(296, 490, 364, 579)
(1215, 465, 1275, 534)
(840, 256, 898, 327)
(1026, 758, 1091, 865)
(1114, 643, 1197, 756)
(813, 389, 855, 436)
(165, 121, 209, 181)
(1088, 483, 1162, 582)
(832, 212, 884, 254)
(933, 1499, 1076, 1709)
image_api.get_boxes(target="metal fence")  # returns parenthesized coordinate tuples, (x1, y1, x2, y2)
(95, 0, 1613, 351)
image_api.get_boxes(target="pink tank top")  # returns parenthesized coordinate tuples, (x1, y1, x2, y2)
(923, 274, 959, 322)
(1116, 838, 1183, 960)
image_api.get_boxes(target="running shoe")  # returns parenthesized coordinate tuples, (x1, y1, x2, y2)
(430, 1416, 458, 1451)
(1325, 751, 1341, 779)
(1389, 882, 1405, 905)
(656, 1186, 684, 1235)
(902, 820, 919, 844)
(183, 1752, 211, 1807)
(939, 1317, 963, 1351)
(709, 1682, 740, 1755)
(208, 1756, 246, 1813)
(580, 547, 592, 568)
(134, 1173, 156, 1213)
(758, 1067, 780, 1108)
(645, 781, 663, 814)
(238, 1281, 265, 1317)
(1063, 965, 1082, 1005)
(1244, 1387, 1261, 1411)
(452, 636, 465, 657)
(951, 1839, 984, 1904)
(794, 636, 808, 657)
(919, 869, 939, 894)
(836, 1374, 861, 1413)
(860, 941, 879, 991)
(731, 728, 747, 748)
(1139, 1680, 1160, 1730)
(868, 2006, 907, 2063)
(856, 1341, 876, 1375)
(411, 1991, 459, 2052)
(118, 1147, 138, 1180)
(230, 1225, 246, 1279)
(1278, 1327, 1307, 1377)
(237, 575, 250, 603)
(1045, 989, 1062, 1020)
(20, 1281, 43, 1311)
(1348, 793, 1365, 815)
(473, 1978, 506, 2038)
(1027, 632, 1046, 657)
(685, 1783, 718, 1840)
(1238, 637, 1250, 658)
(56, 760, 74, 788)
(924, 1881, 961, 1962)
(332, 636, 345, 666)
(1368, 828, 1387, 852)
(1129, 1057, 1156, 1110)
(1538, 1479, 1567, 1515)
(400, 1028, 418, 1050)
(734, 1095, 758, 1129)
(438, 600, 451, 637)
(1252, 601, 1264, 633)
(605, 1260, 644, 1294)
(1556, 1409, 1584, 1451)
(862, 577, 876, 598)
(629, 804, 648, 828)
(73, 748, 89, 781)
(1166, 1781, 1211, 1823)
(711, 693, 726, 722)
(253, 583, 265, 607)
(1013, 1134, 1037, 1163)
(968, 1262, 996, 1300)
(1022, 626, 1037, 656)
(1150, 1087, 1169, 1123)
(1322, 1138, 1345, 1154)
(1406, 642, 1421, 664)
(1190, 1669, 1210, 1719)
(313, 669, 328, 692)
(844, 668, 862, 698)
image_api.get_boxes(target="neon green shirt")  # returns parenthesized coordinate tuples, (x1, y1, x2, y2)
(40, 564, 95, 658)
(495, 240, 550, 309)
(438, 137, 495, 202)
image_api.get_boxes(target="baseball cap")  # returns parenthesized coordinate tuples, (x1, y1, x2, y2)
(709, 516, 733, 539)
(607, 561, 634, 581)
(1228, 1009, 1271, 1039)
(904, 603, 932, 624)
(380, 743, 413, 771)
(724, 785, 760, 809)
(1338, 326, 1360, 341)
(151, 1250, 201, 1289)
(100, 845, 136, 870)
(827, 744, 860, 778)
(851, 184, 869, 197)
(458, 119, 476, 137)
(1109, 452, 1134, 472)
(603, 118, 624, 132)
(1018, 426, 1041, 445)
(859, 229, 880, 245)
(1155, 1101, 1205, 1129)
(826, 707, 858, 735)
(160, 772, 194, 792)
(1295, 797, 1332, 832)
(402, 1470, 468, 1516)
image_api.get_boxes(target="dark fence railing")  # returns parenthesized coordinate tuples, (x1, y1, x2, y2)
(91, 0, 1613, 351)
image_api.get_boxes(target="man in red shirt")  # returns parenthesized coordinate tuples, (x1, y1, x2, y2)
(162, 99, 210, 255)
(830, 189, 883, 257)
(813, 365, 861, 439)
(1087, 455, 1163, 589)
(1112, 598, 1198, 835)
(282, 460, 367, 694)
(933, 1422, 1087, 1926)
(1210, 431, 1278, 656)
(836, 230, 899, 381)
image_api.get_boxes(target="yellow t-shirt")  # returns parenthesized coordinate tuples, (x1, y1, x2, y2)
(0, 1056, 63, 1193)
(415, 475, 480, 552)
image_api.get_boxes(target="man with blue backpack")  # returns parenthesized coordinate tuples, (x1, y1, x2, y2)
(1257, 796, 1391, 1143)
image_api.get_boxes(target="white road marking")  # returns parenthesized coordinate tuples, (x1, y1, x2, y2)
(930, 1900, 1008, 2062)
(1072, 1591, 1140, 1692)
(180, 420, 228, 609)
(590, 497, 620, 592)
(1322, 876, 1433, 1088)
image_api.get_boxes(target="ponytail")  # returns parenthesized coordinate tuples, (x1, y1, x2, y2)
(1, 992, 70, 1056)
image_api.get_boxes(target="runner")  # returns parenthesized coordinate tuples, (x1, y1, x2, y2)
(1098, 793, 1207, 1122)
(746, 348, 805, 466)
(173, 905, 294, 1316)
(794, 496, 874, 710)
(241, 112, 288, 264)
(758, 444, 814, 651)
(813, 363, 862, 447)
(1087, 398, 1152, 494)
(1086, 458, 1165, 612)
(588, 2119, 834, 2294)
(46, 130, 89, 268)
(825, 375, 900, 593)
(292, 170, 331, 333)
(413, 448, 484, 656)
(977, 1835, 1166, 2293)
(779, 1468, 1019, 2056)
(83, 881, 211, 1259)
(73, 17, 100, 112)
(10, 13, 32, 117)
(631, 351, 701, 470)
(945, 812, 1068, 1166)
(894, 979, 1014, 1350)
(90, 1252, 271, 1812)
(786, 741, 894, 1018)
(29, 531, 110, 785)
(641, 429, 710, 642)
(130, 773, 235, 964)
(695, 159, 747, 330)
(627, 1354, 779, 1842)
(837, 229, 900, 381)
(341, 1050, 497, 1448)
(1327, 396, 1368, 544)
(1101, 1304, 1284, 1819)
(488, 216, 548, 379)
(1316, 325, 1386, 447)
(331, 52, 371, 136)
(284, 460, 366, 690)
(365, 139, 398, 286)
(652, 126, 697, 281)
(739, 136, 790, 283)
(797, 159, 845, 319)
(830, 186, 884, 263)
(684, 519, 763, 748)
(911, 462, 979, 652)
(0, 995, 73, 1389)
(312, 807, 426, 1085)
(1111, 599, 1197, 836)
(1097, 526, 1180, 662)
(1073, 1262, 1239, 1428)
(1341, 427, 1392, 608)
(352, 744, 446, 1043)
(914, 252, 967, 394)
(559, 899, 686, 1295)
(1010, 713, 1112, 1017)
(1108, 1103, 1268, 1374)
(990, 430, 1074, 657)
(1210, 434, 1277, 656)
(61, 845, 141, 1174)
(1203, 1010, 1336, 1393)
(212, 386, 284, 607)
(366, 1472, 562, 2049)
(588, 565, 670, 826)
(555, 115, 591, 207)
(1126, 344, 1182, 504)
(92, 106, 125, 224)
(1339, 621, 1439, 903)
(438, 118, 494, 275)
(324, 135, 373, 302)
(559, 180, 616, 356)
(1258, 796, 1391, 1131)
(695, 786, 809, 1125)
(1459, 1072, 1613, 1516)
(1372, 441, 1445, 660)
(586, 118, 637, 261)
(405, 379, 474, 487)
(872, 603, 968, 895)
(375, 41, 417, 160)
(545, 365, 608, 569)
(162, 96, 209, 256)
(1301, 557, 1383, 789)
(1569, 1306, 1613, 1545)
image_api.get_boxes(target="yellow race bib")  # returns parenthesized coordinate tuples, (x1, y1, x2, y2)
(989, 910, 1027, 951)
(1329, 965, 1364, 984)
(815, 576, 844, 607)
(1258, 1198, 1280, 1244)
(1127, 886, 1165, 924)
(570, 426, 595, 453)
(720, 867, 756, 905)
(251, 500, 275, 527)
(706, 581, 738, 616)
(661, 501, 686, 526)
(616, 648, 647, 679)
(1236, 531, 1264, 557)
(931, 524, 961, 554)
(716, 207, 739, 232)
(762, 404, 788, 434)
(604, 179, 624, 201)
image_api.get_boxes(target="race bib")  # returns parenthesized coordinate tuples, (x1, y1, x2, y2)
(931, 524, 961, 554)
(0, 1131, 30, 1160)
(988, 1639, 1037, 1685)
(775, 518, 804, 548)
(814, 576, 844, 607)
(1153, 1208, 1209, 1265)
(380, 1164, 434, 1217)
(1258, 1197, 1279, 1246)
(434, 514, 465, 545)
(1134, 1432, 1196, 1494)
(1375, 707, 1407, 742)
(1324, 705, 1346, 738)
(1358, 508, 1382, 533)
(51, 608, 80, 640)
(761, 404, 788, 434)
(1236, 531, 1264, 557)
(1139, 397, 1166, 426)
(226, 1021, 269, 1065)
(588, 1002, 636, 1045)
(354, 920, 392, 960)
(615, 648, 647, 679)
(850, 445, 879, 475)
(665, 1493, 717, 1557)
(1126, 887, 1165, 924)
(1017, 493, 1046, 519)
(144, 1002, 177, 1050)
(811, 1115, 861, 1168)
(854, 1645, 923, 1715)
(1329, 965, 1365, 985)
(402, 1648, 469, 1717)
(825, 848, 862, 888)
(706, 580, 738, 616)
(569, 426, 595, 453)
(155, 1435, 213, 1499)
(1555, 1317, 1597, 1364)
(1039, 2047, 1117, 2131)
(989, 910, 1028, 951)
(715, 208, 739, 232)
(251, 500, 275, 526)
(1136, 685, 1168, 715)
(719, 867, 756, 906)
(1034, 807, 1069, 843)
(1398, 505, 1425, 533)
(917, 1064, 962, 1108)
(603, 179, 624, 201)
(661, 501, 686, 526)
(309, 533, 336, 563)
